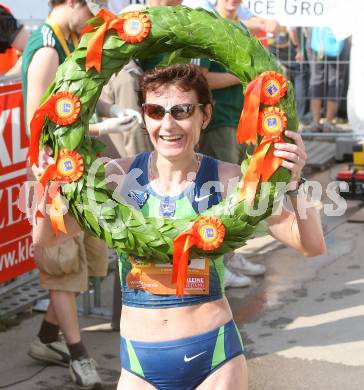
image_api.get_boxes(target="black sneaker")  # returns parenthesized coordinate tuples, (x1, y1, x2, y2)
(28, 336, 70, 367)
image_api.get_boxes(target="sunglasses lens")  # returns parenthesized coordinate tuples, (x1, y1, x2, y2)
(171, 104, 195, 120)
(143, 104, 200, 120)
(144, 104, 165, 120)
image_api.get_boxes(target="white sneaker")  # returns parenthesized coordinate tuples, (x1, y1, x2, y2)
(226, 253, 266, 276)
(28, 336, 70, 367)
(224, 268, 251, 288)
(69, 358, 103, 389)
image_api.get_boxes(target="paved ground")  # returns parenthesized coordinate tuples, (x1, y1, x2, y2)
(1, 166, 364, 389)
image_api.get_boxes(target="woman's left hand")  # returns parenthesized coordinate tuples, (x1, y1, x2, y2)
(273, 130, 307, 187)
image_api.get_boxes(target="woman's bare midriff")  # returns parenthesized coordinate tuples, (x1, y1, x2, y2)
(120, 297, 233, 342)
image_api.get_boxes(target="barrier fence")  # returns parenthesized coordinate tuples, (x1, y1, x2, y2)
(0, 75, 35, 284)
(266, 27, 351, 127)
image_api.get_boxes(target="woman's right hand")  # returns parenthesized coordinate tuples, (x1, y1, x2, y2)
(32, 145, 55, 179)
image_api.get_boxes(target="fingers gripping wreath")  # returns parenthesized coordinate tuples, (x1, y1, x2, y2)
(30, 6, 298, 295)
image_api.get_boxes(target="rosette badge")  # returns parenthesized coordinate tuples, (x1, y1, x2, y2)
(172, 216, 225, 297)
(48, 92, 81, 126)
(120, 12, 151, 43)
(260, 71, 288, 105)
(55, 149, 84, 182)
(258, 107, 287, 138)
(194, 217, 225, 251)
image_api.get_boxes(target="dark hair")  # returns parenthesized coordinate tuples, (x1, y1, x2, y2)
(138, 64, 213, 109)
(50, 0, 86, 7)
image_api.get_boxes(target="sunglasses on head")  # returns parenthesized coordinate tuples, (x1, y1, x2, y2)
(142, 103, 204, 120)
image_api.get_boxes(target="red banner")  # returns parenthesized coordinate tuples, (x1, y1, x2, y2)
(0, 81, 35, 282)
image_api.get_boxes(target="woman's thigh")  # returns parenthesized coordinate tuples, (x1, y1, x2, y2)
(196, 355, 248, 390)
(117, 369, 157, 390)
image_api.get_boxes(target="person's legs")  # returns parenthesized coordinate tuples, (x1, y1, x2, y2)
(30, 236, 103, 388)
(49, 290, 81, 344)
(324, 59, 340, 128)
(196, 355, 248, 390)
(292, 63, 310, 122)
(310, 98, 322, 125)
(29, 300, 70, 367)
(309, 54, 325, 130)
(326, 100, 338, 123)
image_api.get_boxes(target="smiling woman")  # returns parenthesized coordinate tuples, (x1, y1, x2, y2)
(30, 5, 325, 389)
(29, 5, 298, 265)
(140, 65, 212, 164)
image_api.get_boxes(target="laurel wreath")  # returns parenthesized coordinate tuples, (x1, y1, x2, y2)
(35, 6, 298, 263)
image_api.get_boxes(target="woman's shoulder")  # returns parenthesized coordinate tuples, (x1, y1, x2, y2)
(105, 156, 135, 192)
(105, 156, 134, 177)
(216, 159, 242, 198)
(217, 159, 241, 181)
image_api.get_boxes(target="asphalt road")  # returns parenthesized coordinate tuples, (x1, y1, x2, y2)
(229, 196, 364, 389)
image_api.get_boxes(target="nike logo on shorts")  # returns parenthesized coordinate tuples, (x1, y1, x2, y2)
(194, 194, 211, 202)
(184, 351, 207, 362)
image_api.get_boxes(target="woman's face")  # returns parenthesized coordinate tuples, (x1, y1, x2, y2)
(144, 84, 211, 161)
(69, 4, 93, 34)
(217, 0, 242, 13)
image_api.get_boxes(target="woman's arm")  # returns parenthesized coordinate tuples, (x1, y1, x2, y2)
(267, 201, 325, 257)
(26, 47, 59, 128)
(221, 131, 326, 256)
(267, 131, 326, 256)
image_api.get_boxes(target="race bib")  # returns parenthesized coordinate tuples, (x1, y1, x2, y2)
(126, 257, 210, 295)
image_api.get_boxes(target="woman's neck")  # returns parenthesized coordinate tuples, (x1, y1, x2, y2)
(151, 152, 200, 195)
(48, 7, 71, 40)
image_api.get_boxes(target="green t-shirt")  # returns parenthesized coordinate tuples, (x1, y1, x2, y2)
(21, 23, 75, 106)
(199, 58, 244, 131)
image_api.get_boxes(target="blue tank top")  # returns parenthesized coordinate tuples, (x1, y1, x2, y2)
(119, 152, 225, 308)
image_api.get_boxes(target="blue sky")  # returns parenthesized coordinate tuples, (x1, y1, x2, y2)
(2, 0, 49, 20)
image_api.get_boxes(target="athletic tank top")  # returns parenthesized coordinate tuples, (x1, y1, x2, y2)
(119, 152, 225, 308)
(21, 22, 76, 106)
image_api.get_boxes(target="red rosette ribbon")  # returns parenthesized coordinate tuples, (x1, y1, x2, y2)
(236, 71, 287, 145)
(48, 91, 81, 126)
(85, 10, 150, 72)
(118, 12, 151, 44)
(172, 216, 225, 298)
(85, 9, 125, 72)
(260, 71, 288, 105)
(240, 107, 287, 202)
(36, 149, 84, 235)
(28, 92, 80, 168)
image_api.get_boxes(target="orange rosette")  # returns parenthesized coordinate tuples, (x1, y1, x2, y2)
(48, 92, 81, 126)
(193, 216, 225, 251)
(37, 149, 84, 236)
(28, 92, 80, 168)
(172, 216, 225, 298)
(54, 149, 84, 182)
(39, 149, 84, 186)
(119, 12, 151, 43)
(85, 9, 126, 72)
(236, 71, 287, 145)
(258, 106, 287, 138)
(240, 107, 287, 203)
(260, 71, 288, 106)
